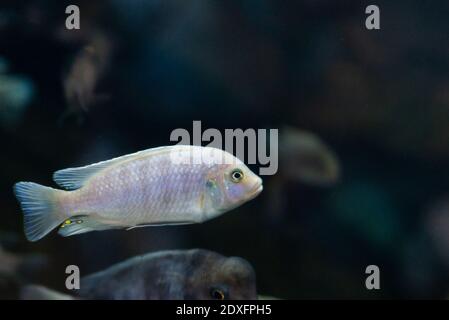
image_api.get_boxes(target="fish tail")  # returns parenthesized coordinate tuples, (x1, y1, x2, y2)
(13, 182, 65, 242)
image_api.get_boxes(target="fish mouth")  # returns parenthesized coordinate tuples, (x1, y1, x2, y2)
(247, 183, 263, 200)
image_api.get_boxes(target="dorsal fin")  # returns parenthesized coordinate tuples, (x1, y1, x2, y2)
(53, 146, 177, 190)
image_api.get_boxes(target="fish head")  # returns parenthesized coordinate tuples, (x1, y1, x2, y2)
(203, 157, 263, 218)
(185, 250, 257, 300)
(209, 256, 257, 300)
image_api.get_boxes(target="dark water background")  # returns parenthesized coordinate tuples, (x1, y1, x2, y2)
(1, 0, 449, 299)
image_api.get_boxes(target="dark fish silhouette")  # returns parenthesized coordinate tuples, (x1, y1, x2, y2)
(61, 32, 112, 123)
(266, 126, 341, 220)
(279, 126, 340, 186)
(21, 249, 257, 300)
(0, 244, 48, 280)
(0, 58, 34, 129)
(77, 249, 257, 300)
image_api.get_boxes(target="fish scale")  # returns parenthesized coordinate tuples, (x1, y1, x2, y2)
(78, 153, 207, 224)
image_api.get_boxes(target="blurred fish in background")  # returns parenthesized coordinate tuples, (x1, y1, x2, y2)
(0, 231, 49, 299)
(266, 126, 340, 220)
(61, 32, 113, 123)
(21, 249, 257, 300)
(0, 57, 34, 129)
(280, 127, 340, 186)
(78, 249, 257, 300)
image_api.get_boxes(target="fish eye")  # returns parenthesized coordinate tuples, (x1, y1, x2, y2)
(210, 287, 227, 300)
(230, 168, 244, 183)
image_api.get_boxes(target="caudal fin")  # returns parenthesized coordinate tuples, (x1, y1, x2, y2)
(13, 182, 64, 242)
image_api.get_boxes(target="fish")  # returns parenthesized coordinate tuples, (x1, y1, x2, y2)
(77, 249, 257, 300)
(265, 126, 340, 220)
(0, 59, 35, 129)
(19, 249, 257, 300)
(62, 32, 112, 122)
(13, 145, 263, 241)
(0, 244, 48, 279)
(279, 126, 340, 186)
(0, 240, 49, 299)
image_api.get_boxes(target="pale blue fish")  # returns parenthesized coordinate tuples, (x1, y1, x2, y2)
(13, 145, 263, 241)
